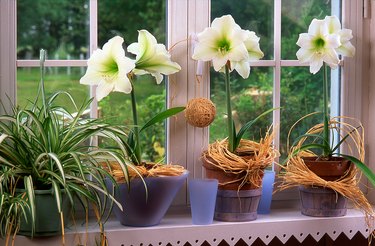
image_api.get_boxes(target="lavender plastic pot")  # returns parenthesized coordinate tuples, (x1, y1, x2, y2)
(257, 170, 275, 214)
(108, 171, 189, 227)
(189, 179, 218, 225)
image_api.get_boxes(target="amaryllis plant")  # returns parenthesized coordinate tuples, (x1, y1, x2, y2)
(81, 30, 184, 165)
(293, 15, 375, 186)
(192, 14, 273, 153)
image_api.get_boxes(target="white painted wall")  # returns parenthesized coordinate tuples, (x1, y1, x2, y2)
(365, 1, 375, 204)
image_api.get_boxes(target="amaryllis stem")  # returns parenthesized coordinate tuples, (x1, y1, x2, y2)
(224, 64, 235, 152)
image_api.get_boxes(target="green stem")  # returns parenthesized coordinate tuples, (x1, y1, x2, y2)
(224, 64, 235, 152)
(323, 63, 330, 157)
(130, 81, 141, 164)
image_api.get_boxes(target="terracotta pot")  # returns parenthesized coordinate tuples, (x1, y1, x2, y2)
(302, 156, 351, 181)
(202, 152, 264, 222)
(202, 154, 263, 190)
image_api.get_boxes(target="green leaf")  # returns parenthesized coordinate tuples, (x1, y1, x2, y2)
(234, 108, 278, 150)
(51, 180, 62, 213)
(340, 154, 375, 187)
(24, 176, 35, 236)
(291, 143, 332, 157)
(140, 107, 185, 132)
(229, 119, 237, 152)
(331, 127, 361, 153)
(291, 133, 328, 148)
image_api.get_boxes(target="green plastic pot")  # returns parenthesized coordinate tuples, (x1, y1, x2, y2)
(17, 189, 71, 237)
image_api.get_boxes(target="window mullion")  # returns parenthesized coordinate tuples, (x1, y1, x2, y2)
(273, 0, 282, 167)
(0, 0, 17, 114)
(89, 0, 98, 120)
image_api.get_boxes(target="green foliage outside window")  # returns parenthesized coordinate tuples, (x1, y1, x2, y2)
(16, 0, 337, 162)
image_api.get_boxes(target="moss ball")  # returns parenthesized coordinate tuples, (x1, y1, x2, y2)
(185, 97, 216, 128)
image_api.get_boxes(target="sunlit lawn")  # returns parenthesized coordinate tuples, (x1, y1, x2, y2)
(17, 68, 164, 113)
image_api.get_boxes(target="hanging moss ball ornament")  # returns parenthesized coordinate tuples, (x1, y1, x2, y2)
(185, 97, 216, 127)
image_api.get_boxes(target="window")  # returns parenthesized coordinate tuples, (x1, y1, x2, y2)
(0, 0, 370, 205)
(16, 0, 168, 162)
(167, 0, 369, 198)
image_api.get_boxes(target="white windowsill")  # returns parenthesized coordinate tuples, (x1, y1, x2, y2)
(4, 206, 373, 246)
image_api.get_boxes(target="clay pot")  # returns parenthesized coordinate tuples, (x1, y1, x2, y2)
(202, 154, 263, 190)
(202, 153, 264, 222)
(302, 156, 351, 181)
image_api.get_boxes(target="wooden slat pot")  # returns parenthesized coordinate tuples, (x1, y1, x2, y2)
(202, 155, 263, 222)
(299, 157, 351, 217)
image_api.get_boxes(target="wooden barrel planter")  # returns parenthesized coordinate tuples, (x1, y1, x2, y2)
(299, 186, 347, 217)
(202, 156, 263, 222)
(299, 157, 351, 217)
(215, 188, 262, 221)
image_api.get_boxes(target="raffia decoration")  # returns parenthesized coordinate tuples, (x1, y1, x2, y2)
(278, 116, 375, 229)
(185, 97, 216, 127)
(103, 161, 186, 183)
(202, 129, 279, 189)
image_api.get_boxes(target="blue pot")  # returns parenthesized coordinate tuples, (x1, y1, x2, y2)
(108, 171, 188, 227)
(257, 170, 275, 214)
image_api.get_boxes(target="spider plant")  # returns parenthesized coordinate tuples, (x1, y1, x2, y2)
(0, 50, 131, 244)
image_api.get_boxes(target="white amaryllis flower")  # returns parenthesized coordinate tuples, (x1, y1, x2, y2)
(324, 16, 355, 57)
(80, 36, 135, 101)
(192, 15, 251, 76)
(127, 30, 181, 84)
(296, 18, 341, 74)
(230, 30, 264, 78)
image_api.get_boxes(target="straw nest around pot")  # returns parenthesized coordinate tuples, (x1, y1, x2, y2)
(103, 162, 186, 183)
(278, 116, 374, 228)
(202, 129, 279, 189)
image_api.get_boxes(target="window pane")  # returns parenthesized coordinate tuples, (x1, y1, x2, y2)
(17, 0, 89, 60)
(17, 67, 89, 112)
(210, 67, 273, 143)
(211, 0, 274, 60)
(98, 0, 166, 162)
(98, 0, 166, 46)
(280, 67, 332, 159)
(281, 0, 339, 59)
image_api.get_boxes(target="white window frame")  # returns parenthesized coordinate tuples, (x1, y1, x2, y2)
(0, 0, 372, 204)
(1, 1, 375, 244)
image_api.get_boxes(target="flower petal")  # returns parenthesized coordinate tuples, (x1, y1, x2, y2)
(211, 15, 241, 36)
(336, 41, 355, 57)
(150, 72, 163, 84)
(323, 48, 340, 68)
(309, 55, 324, 74)
(324, 16, 341, 34)
(308, 19, 328, 37)
(338, 29, 353, 42)
(113, 76, 132, 94)
(232, 60, 250, 79)
(80, 35, 135, 100)
(243, 31, 264, 61)
(128, 30, 181, 83)
(297, 33, 314, 49)
(192, 14, 261, 75)
(96, 81, 115, 101)
(296, 48, 314, 63)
